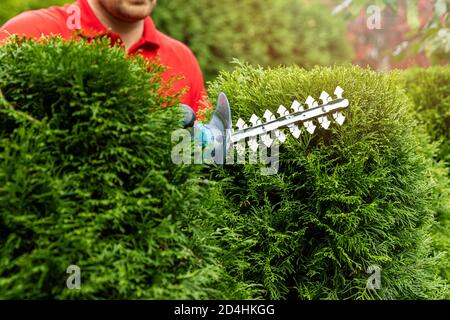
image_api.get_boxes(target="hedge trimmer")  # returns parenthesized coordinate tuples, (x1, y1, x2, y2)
(181, 87, 350, 164)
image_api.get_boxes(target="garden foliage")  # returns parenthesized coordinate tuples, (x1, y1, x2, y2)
(395, 66, 450, 292)
(0, 0, 67, 26)
(397, 67, 450, 165)
(0, 37, 251, 299)
(152, 0, 353, 81)
(208, 62, 448, 299)
(0, 33, 447, 300)
(0, 0, 353, 82)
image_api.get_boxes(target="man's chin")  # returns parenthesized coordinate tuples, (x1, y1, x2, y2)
(118, 5, 152, 21)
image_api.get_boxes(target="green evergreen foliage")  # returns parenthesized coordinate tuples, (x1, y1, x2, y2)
(152, 0, 353, 81)
(0, 37, 250, 299)
(0, 1, 447, 300)
(208, 62, 448, 299)
(394, 66, 450, 295)
(431, 197, 450, 294)
(397, 67, 450, 166)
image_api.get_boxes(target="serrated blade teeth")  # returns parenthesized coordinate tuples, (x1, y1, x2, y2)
(291, 100, 302, 112)
(248, 137, 259, 152)
(305, 96, 316, 108)
(235, 142, 245, 153)
(275, 130, 287, 143)
(334, 86, 344, 99)
(260, 134, 273, 148)
(333, 112, 346, 125)
(289, 125, 301, 139)
(249, 114, 261, 126)
(263, 109, 275, 122)
(233, 89, 348, 150)
(277, 105, 288, 116)
(318, 116, 331, 129)
(236, 118, 247, 130)
(320, 91, 332, 105)
(304, 121, 316, 134)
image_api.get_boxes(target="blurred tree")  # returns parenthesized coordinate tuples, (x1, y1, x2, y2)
(152, 0, 353, 81)
(331, 0, 449, 67)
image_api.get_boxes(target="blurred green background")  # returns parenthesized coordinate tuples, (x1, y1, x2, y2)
(1, 0, 447, 81)
(0, 0, 354, 81)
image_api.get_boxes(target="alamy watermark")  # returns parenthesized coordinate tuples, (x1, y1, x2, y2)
(66, 265, 81, 290)
(66, 4, 81, 30)
(366, 5, 382, 30)
(366, 264, 382, 290)
(171, 128, 280, 176)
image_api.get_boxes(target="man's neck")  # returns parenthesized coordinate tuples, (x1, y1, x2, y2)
(87, 0, 144, 50)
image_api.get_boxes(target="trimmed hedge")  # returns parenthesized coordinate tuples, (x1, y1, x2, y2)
(0, 37, 252, 299)
(0, 37, 447, 300)
(208, 62, 448, 299)
(152, 0, 353, 81)
(395, 66, 450, 294)
(397, 67, 450, 166)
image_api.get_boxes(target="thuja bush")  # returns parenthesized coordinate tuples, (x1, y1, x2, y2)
(396, 67, 450, 165)
(208, 62, 448, 299)
(395, 66, 450, 293)
(0, 37, 250, 299)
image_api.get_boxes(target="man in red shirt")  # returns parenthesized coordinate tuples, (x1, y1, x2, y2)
(0, 0, 207, 113)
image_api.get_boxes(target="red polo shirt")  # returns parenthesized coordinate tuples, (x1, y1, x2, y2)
(0, 0, 207, 113)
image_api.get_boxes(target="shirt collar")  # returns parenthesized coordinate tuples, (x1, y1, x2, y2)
(76, 0, 160, 49)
